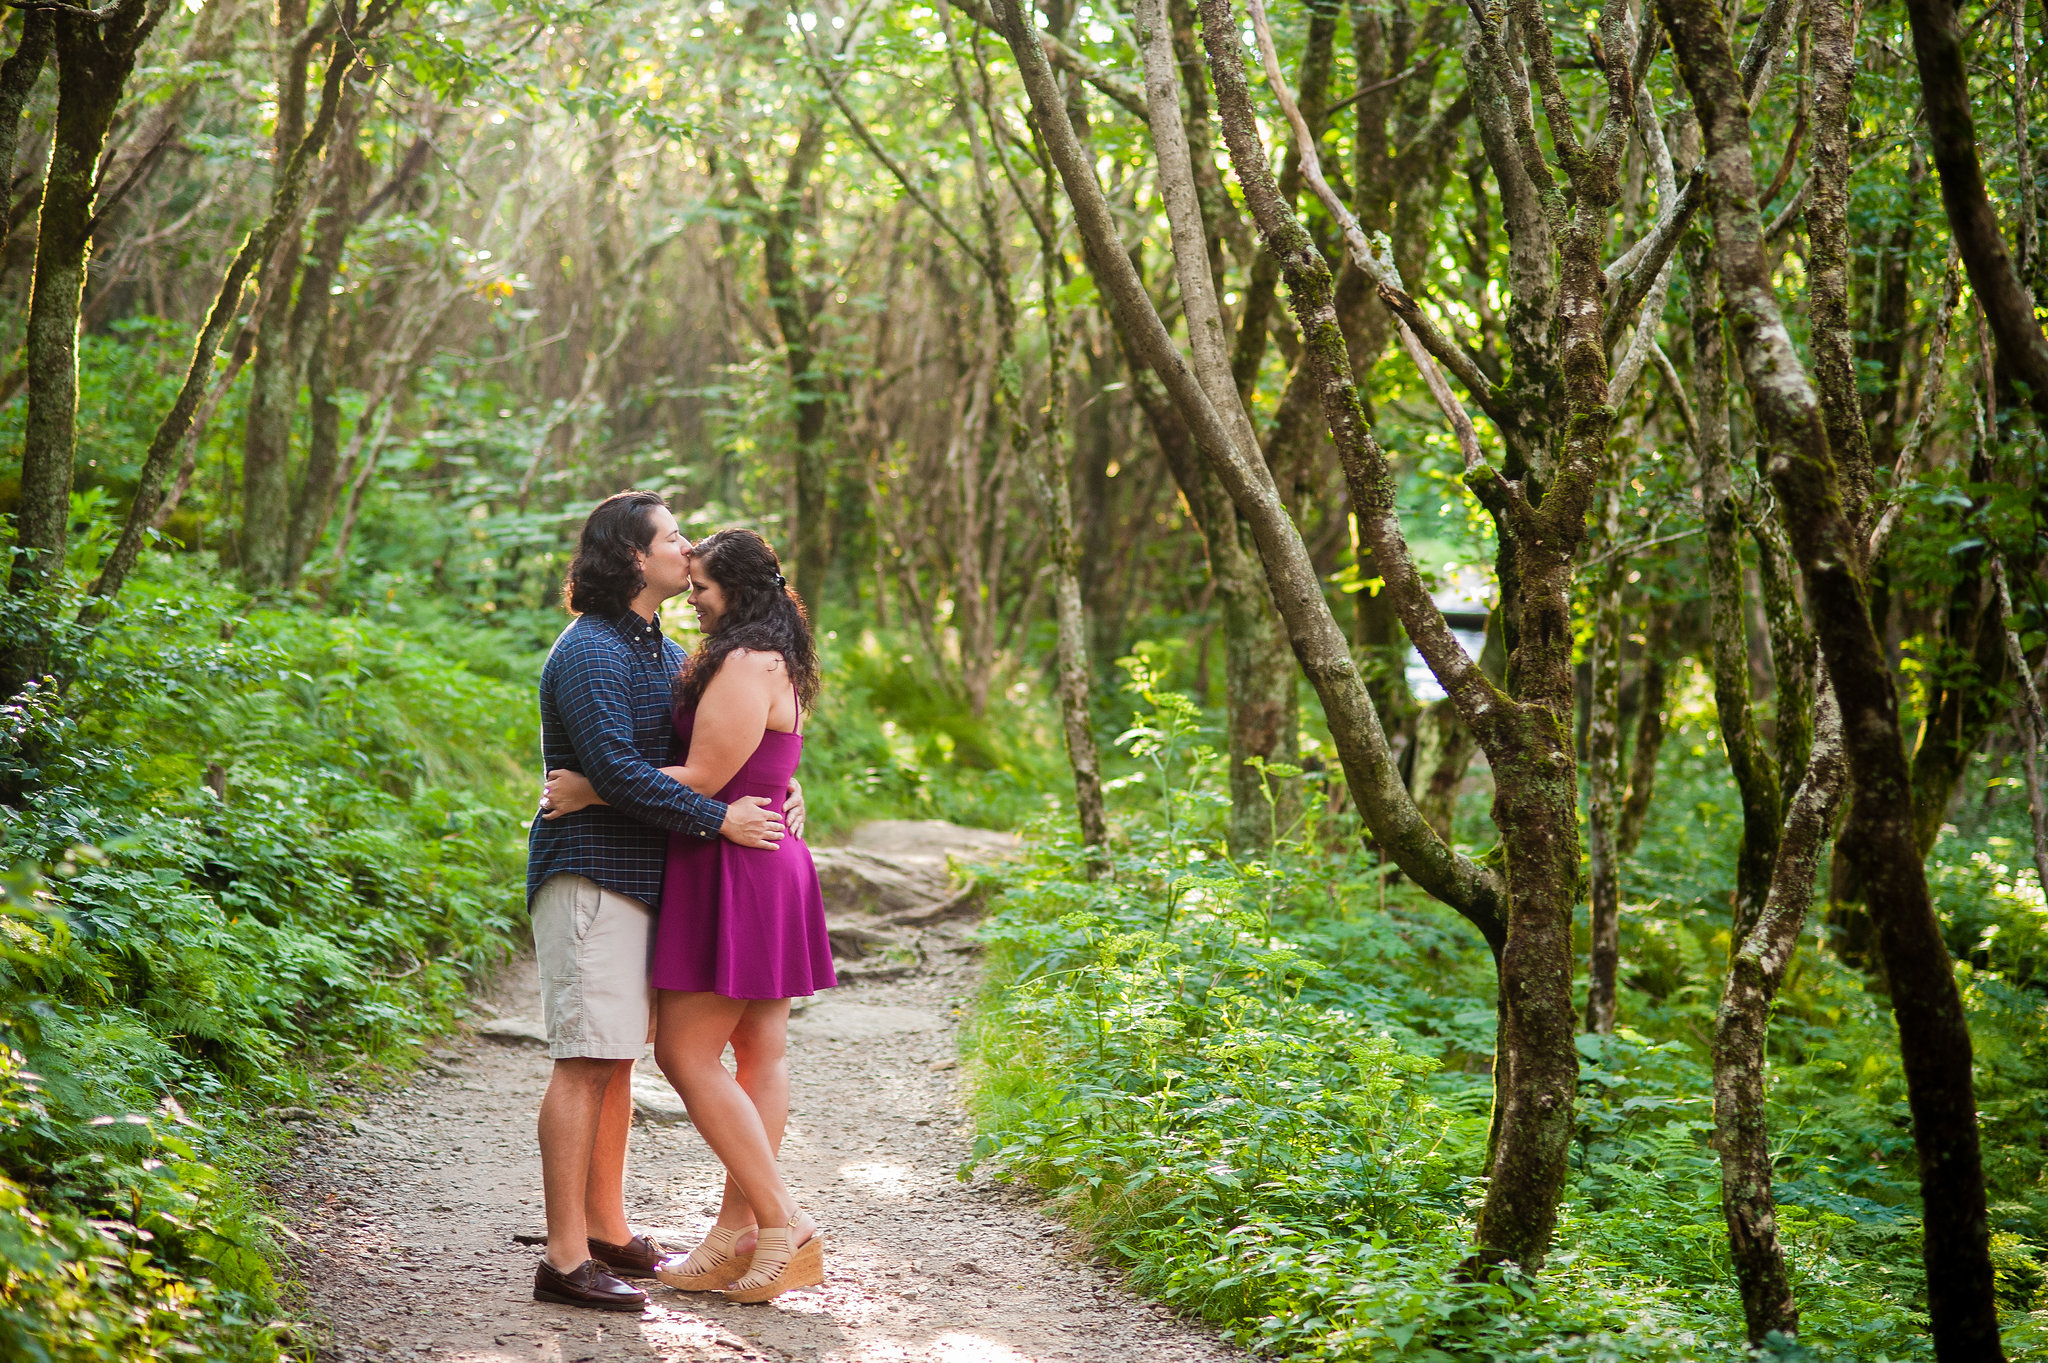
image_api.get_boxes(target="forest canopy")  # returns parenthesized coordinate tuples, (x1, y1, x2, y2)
(0, 0, 2042, 1358)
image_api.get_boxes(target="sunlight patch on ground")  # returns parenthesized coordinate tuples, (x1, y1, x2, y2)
(637, 1309, 736, 1349)
(930, 1334, 1041, 1363)
(837, 1161, 916, 1196)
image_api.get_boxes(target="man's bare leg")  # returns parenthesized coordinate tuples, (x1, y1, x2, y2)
(584, 1059, 636, 1246)
(539, 1057, 634, 1271)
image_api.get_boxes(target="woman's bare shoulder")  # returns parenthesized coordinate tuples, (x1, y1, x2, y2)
(702, 649, 785, 700)
(722, 648, 787, 674)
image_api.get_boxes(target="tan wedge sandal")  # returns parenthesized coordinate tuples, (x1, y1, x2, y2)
(654, 1222, 756, 1292)
(717, 1225, 824, 1304)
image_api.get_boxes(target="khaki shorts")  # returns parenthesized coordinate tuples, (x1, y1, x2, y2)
(532, 873, 654, 1061)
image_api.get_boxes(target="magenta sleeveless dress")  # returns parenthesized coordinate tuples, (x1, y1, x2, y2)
(650, 705, 837, 999)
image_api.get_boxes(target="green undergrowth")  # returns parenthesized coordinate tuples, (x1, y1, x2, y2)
(963, 661, 2048, 1361)
(0, 554, 535, 1362)
(797, 625, 1069, 841)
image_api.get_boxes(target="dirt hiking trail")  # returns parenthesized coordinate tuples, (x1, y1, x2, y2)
(281, 821, 1246, 1363)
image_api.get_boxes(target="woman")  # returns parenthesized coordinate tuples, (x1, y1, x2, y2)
(543, 527, 833, 1304)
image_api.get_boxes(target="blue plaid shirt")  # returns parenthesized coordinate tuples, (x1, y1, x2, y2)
(526, 610, 728, 908)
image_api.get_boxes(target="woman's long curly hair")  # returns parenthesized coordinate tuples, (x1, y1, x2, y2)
(562, 489, 667, 617)
(674, 528, 820, 714)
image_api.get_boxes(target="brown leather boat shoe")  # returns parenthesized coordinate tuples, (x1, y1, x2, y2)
(532, 1258, 647, 1311)
(588, 1233, 671, 1279)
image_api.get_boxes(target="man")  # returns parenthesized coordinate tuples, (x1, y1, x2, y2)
(525, 490, 796, 1311)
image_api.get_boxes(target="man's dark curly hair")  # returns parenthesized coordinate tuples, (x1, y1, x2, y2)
(674, 528, 820, 714)
(562, 490, 667, 617)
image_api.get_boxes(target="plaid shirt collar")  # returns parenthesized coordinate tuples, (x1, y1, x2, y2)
(599, 607, 667, 651)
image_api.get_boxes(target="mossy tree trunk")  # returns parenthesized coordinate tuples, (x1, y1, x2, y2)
(1903, 0, 2048, 422)
(1661, 0, 2006, 1351)
(1584, 468, 1624, 1035)
(5, 0, 162, 690)
(1143, 0, 1303, 856)
(0, 11, 53, 265)
(283, 118, 376, 588)
(239, 0, 321, 592)
(731, 118, 832, 612)
(1686, 230, 1782, 933)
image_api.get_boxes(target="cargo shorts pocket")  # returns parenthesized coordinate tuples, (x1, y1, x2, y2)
(571, 876, 606, 941)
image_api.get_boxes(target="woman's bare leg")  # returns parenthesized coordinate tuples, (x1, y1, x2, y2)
(656, 991, 795, 1231)
(719, 999, 795, 1243)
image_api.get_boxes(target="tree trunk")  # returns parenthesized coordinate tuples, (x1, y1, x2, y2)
(735, 119, 832, 610)
(283, 323, 341, 587)
(1750, 507, 1814, 811)
(239, 0, 319, 592)
(6, 0, 158, 685)
(283, 127, 371, 586)
(1685, 232, 1781, 938)
(1118, 314, 1302, 858)
(1617, 613, 1671, 857)
(1714, 670, 1847, 1342)
(1033, 306, 1109, 851)
(1659, 0, 2006, 1351)
(1903, 0, 2048, 423)
(1585, 469, 1624, 1035)
(1137, 0, 1300, 855)
(1221, 543, 1300, 852)
(1803, 0, 1872, 524)
(16, 9, 145, 570)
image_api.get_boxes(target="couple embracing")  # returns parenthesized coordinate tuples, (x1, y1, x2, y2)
(522, 490, 835, 1312)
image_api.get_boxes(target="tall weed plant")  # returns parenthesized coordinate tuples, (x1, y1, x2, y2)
(965, 658, 2048, 1361)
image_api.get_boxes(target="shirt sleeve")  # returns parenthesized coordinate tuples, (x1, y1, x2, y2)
(548, 637, 728, 839)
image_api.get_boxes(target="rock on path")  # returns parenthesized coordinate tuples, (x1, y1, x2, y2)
(280, 822, 1246, 1363)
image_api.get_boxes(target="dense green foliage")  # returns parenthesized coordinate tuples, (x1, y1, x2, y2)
(0, 550, 535, 1361)
(965, 663, 2048, 1361)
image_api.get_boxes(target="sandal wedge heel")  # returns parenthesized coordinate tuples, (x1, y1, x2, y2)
(718, 1227, 824, 1304)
